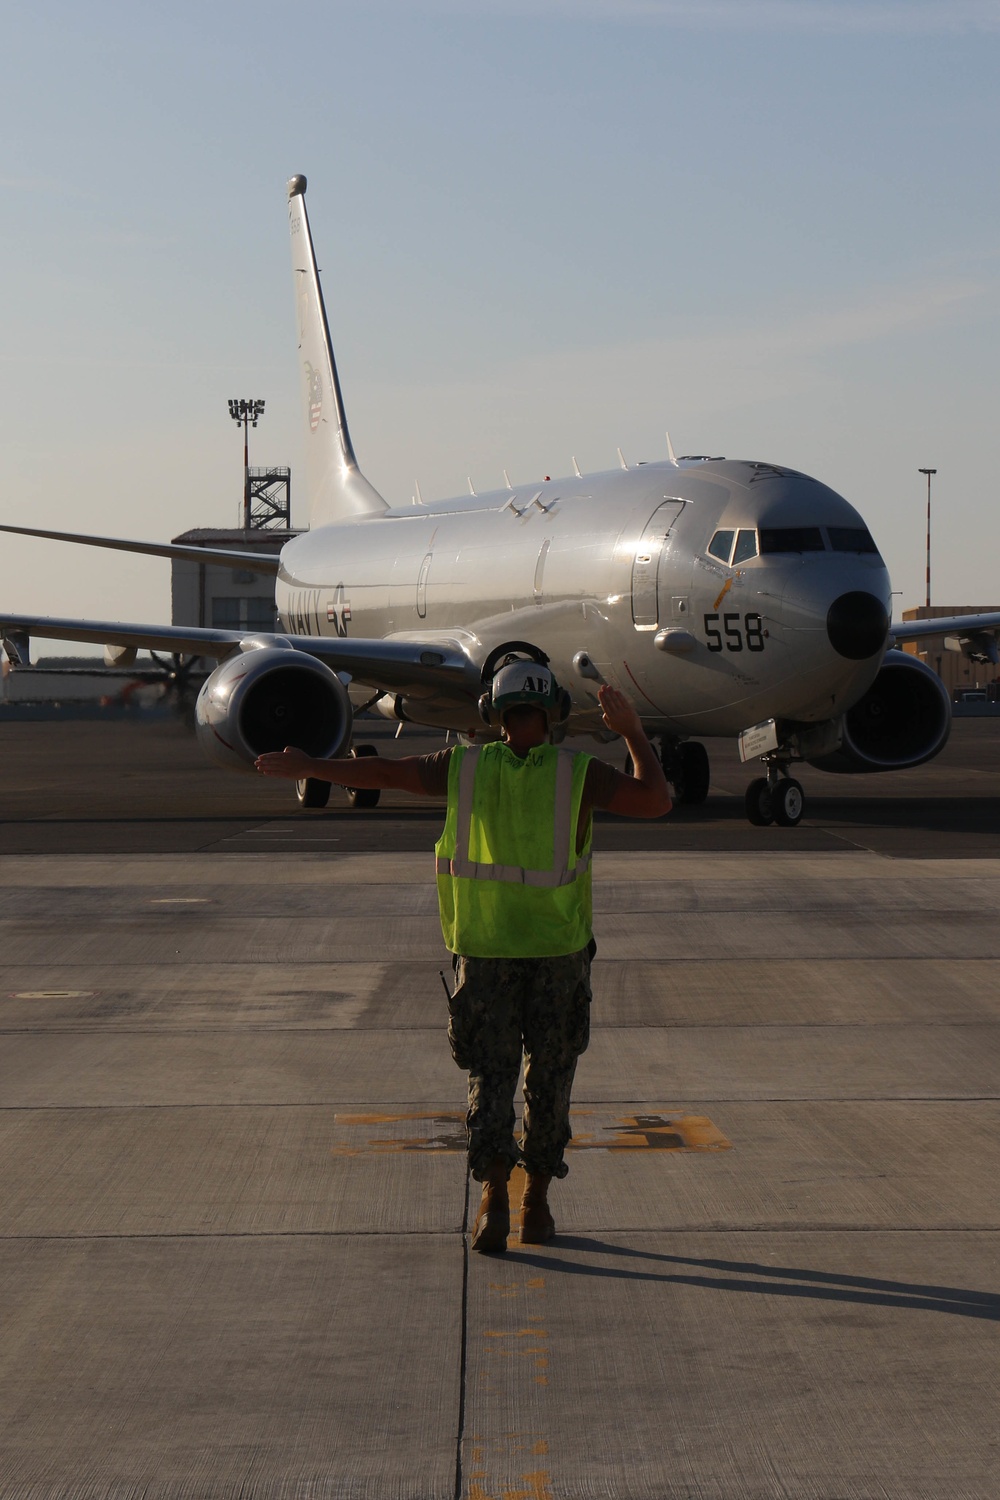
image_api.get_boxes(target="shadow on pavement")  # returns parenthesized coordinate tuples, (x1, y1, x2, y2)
(509, 1236, 1000, 1321)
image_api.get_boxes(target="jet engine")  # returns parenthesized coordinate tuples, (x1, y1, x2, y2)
(807, 649, 951, 774)
(195, 644, 353, 773)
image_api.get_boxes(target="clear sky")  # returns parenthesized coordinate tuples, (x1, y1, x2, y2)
(2, 0, 999, 652)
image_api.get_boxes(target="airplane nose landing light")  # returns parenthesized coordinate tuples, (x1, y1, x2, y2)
(826, 591, 889, 660)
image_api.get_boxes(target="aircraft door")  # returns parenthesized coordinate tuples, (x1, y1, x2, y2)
(416, 552, 432, 619)
(631, 500, 685, 629)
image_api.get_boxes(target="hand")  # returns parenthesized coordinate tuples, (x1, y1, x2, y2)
(598, 684, 644, 740)
(255, 746, 316, 780)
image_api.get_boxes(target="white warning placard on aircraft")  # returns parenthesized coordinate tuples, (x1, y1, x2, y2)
(738, 718, 779, 763)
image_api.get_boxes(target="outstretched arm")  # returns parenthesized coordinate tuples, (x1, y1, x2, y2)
(255, 746, 433, 796)
(597, 686, 673, 818)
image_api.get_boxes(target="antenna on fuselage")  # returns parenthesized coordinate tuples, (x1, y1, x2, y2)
(468, 477, 477, 496)
(617, 447, 628, 471)
(665, 431, 679, 466)
(413, 479, 424, 506)
(503, 469, 513, 490)
(572, 456, 582, 477)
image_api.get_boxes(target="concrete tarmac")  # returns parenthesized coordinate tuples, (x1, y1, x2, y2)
(0, 716, 998, 1498)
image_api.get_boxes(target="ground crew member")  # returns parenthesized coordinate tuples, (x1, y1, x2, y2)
(256, 660, 671, 1254)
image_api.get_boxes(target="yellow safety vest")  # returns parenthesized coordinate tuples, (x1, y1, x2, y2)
(435, 741, 593, 958)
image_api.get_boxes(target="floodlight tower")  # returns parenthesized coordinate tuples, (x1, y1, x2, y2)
(228, 398, 266, 529)
(918, 467, 937, 609)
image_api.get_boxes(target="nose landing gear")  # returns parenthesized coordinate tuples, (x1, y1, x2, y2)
(659, 739, 711, 805)
(745, 757, 805, 827)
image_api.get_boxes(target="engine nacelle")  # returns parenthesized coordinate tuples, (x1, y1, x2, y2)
(807, 649, 951, 774)
(195, 646, 353, 774)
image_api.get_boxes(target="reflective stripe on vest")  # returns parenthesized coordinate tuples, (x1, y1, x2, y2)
(434, 746, 591, 887)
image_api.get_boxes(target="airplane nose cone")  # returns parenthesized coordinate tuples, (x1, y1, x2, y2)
(826, 591, 889, 660)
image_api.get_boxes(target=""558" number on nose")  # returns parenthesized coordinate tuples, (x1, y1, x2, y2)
(704, 611, 765, 652)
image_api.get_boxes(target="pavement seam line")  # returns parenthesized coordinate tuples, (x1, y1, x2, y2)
(454, 1167, 471, 1500)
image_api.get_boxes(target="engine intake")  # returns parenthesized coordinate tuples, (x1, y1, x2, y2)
(195, 647, 353, 773)
(807, 649, 951, 774)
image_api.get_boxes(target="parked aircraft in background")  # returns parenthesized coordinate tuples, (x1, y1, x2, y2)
(2, 175, 997, 826)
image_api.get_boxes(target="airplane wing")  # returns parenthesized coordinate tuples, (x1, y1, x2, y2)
(0, 524, 282, 575)
(892, 612, 1000, 641)
(892, 612, 1000, 663)
(0, 612, 480, 696)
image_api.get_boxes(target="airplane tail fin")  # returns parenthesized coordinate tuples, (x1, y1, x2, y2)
(287, 175, 389, 527)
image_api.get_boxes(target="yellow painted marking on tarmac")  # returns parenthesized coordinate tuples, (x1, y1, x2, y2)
(332, 1116, 731, 1158)
(330, 1110, 466, 1157)
(488, 1276, 544, 1299)
(571, 1113, 732, 1152)
(505, 1473, 554, 1499)
(332, 1111, 729, 1156)
(463, 1356, 555, 1499)
(483, 1328, 549, 1339)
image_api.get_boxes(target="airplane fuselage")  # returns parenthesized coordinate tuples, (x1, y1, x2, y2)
(275, 457, 892, 740)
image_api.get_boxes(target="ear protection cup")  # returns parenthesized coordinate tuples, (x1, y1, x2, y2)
(477, 641, 573, 731)
(479, 640, 551, 689)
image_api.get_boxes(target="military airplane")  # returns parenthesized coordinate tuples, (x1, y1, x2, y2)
(2, 174, 997, 826)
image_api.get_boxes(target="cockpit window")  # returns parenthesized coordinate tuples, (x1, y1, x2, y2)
(759, 527, 826, 553)
(828, 526, 880, 555)
(732, 528, 758, 565)
(707, 530, 734, 563)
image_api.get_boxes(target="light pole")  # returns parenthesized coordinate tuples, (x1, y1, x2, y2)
(228, 399, 266, 529)
(918, 467, 936, 610)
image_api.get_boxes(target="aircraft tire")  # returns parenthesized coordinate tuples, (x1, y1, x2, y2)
(346, 744, 381, 810)
(678, 741, 710, 804)
(744, 777, 773, 826)
(296, 777, 331, 809)
(771, 777, 805, 827)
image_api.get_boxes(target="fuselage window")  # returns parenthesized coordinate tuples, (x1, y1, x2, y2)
(707, 530, 734, 563)
(828, 526, 880, 555)
(732, 529, 758, 565)
(759, 527, 826, 554)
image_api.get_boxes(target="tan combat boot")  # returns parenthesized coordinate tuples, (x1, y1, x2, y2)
(519, 1173, 555, 1244)
(471, 1160, 510, 1255)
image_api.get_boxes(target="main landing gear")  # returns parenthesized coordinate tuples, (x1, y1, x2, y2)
(345, 743, 381, 809)
(638, 733, 808, 827)
(658, 739, 711, 806)
(296, 776, 331, 809)
(295, 743, 381, 810)
(744, 757, 805, 827)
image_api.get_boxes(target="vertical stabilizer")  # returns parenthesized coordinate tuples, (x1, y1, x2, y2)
(287, 175, 388, 526)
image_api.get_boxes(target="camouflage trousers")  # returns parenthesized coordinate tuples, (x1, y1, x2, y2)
(447, 948, 592, 1182)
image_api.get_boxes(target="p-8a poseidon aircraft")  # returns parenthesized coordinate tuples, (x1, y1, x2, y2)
(3, 174, 997, 826)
